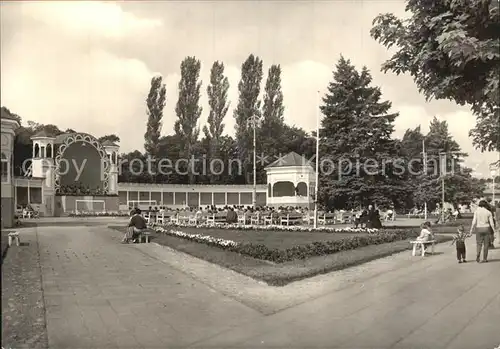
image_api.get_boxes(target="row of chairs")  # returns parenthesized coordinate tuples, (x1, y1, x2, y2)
(143, 211, 357, 226)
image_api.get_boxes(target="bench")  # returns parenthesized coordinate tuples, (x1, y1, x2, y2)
(206, 214, 226, 225)
(318, 213, 335, 225)
(238, 213, 249, 226)
(8, 231, 20, 246)
(410, 240, 436, 256)
(280, 214, 303, 226)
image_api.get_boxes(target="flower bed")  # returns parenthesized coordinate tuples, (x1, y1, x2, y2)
(150, 222, 379, 234)
(68, 212, 130, 217)
(152, 225, 417, 263)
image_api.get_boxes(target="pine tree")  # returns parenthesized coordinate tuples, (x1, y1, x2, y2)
(203, 61, 230, 183)
(233, 54, 263, 184)
(175, 56, 203, 184)
(318, 56, 402, 210)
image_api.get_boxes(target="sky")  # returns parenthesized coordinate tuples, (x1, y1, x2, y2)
(1, 1, 498, 177)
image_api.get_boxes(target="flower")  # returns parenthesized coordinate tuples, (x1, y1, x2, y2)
(154, 226, 239, 248)
(148, 222, 379, 234)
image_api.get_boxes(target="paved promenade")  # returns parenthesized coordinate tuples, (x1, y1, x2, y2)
(4, 223, 500, 348)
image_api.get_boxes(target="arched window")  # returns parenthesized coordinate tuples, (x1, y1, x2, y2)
(1, 152, 9, 183)
(34, 143, 40, 158)
(46, 143, 52, 158)
(296, 182, 308, 196)
(272, 181, 295, 197)
(40, 146, 45, 158)
(112, 152, 117, 165)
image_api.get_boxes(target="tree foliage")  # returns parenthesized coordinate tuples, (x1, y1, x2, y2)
(259, 64, 286, 158)
(318, 56, 402, 210)
(203, 61, 230, 183)
(98, 134, 120, 144)
(233, 54, 263, 183)
(400, 117, 485, 209)
(174, 56, 203, 184)
(144, 76, 166, 158)
(371, 0, 500, 152)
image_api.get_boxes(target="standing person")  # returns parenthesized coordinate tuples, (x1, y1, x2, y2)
(485, 199, 496, 248)
(469, 200, 495, 263)
(366, 204, 382, 229)
(451, 225, 471, 263)
(496, 202, 500, 243)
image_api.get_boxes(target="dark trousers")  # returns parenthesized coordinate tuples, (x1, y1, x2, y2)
(456, 241, 466, 261)
(476, 229, 491, 261)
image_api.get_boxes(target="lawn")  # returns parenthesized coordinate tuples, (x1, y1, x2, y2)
(109, 225, 452, 286)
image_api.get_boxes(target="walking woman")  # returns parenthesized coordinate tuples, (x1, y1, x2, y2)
(469, 200, 496, 263)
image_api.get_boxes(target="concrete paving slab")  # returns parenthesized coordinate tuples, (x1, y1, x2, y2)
(9, 223, 498, 349)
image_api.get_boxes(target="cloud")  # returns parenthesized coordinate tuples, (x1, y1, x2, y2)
(20, 1, 162, 38)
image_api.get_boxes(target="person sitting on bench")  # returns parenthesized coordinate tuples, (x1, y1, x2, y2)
(416, 221, 434, 252)
(123, 208, 147, 243)
(226, 207, 238, 224)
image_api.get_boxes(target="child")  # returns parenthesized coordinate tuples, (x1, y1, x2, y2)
(416, 221, 434, 253)
(451, 225, 471, 263)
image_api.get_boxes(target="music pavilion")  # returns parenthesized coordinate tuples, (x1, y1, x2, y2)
(1, 113, 317, 228)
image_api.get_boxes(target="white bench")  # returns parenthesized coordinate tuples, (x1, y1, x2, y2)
(410, 240, 436, 256)
(280, 214, 303, 226)
(8, 231, 20, 246)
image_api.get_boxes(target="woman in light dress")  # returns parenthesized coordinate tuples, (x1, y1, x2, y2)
(469, 200, 496, 263)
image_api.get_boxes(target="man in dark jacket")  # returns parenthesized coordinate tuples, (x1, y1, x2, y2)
(226, 207, 238, 224)
(122, 208, 147, 243)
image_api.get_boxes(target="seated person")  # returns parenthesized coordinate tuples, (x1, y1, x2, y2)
(226, 207, 238, 223)
(123, 208, 147, 243)
(416, 221, 435, 251)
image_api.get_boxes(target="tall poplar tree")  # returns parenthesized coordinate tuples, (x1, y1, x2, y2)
(144, 76, 166, 160)
(175, 56, 203, 184)
(259, 64, 285, 158)
(233, 54, 263, 184)
(203, 61, 230, 183)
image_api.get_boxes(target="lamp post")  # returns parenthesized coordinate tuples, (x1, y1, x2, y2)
(314, 91, 320, 229)
(247, 114, 261, 209)
(422, 138, 428, 220)
(439, 151, 447, 223)
(491, 168, 497, 204)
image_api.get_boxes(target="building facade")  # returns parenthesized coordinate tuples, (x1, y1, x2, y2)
(1, 114, 20, 227)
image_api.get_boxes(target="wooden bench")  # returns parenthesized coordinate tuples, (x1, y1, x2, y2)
(8, 231, 20, 246)
(250, 213, 261, 225)
(140, 230, 151, 243)
(206, 214, 226, 225)
(410, 240, 436, 256)
(318, 213, 335, 225)
(238, 213, 249, 226)
(280, 214, 303, 226)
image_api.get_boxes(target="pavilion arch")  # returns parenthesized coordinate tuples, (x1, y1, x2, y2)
(272, 181, 295, 197)
(34, 143, 40, 158)
(296, 181, 308, 196)
(54, 133, 110, 193)
(46, 143, 52, 158)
